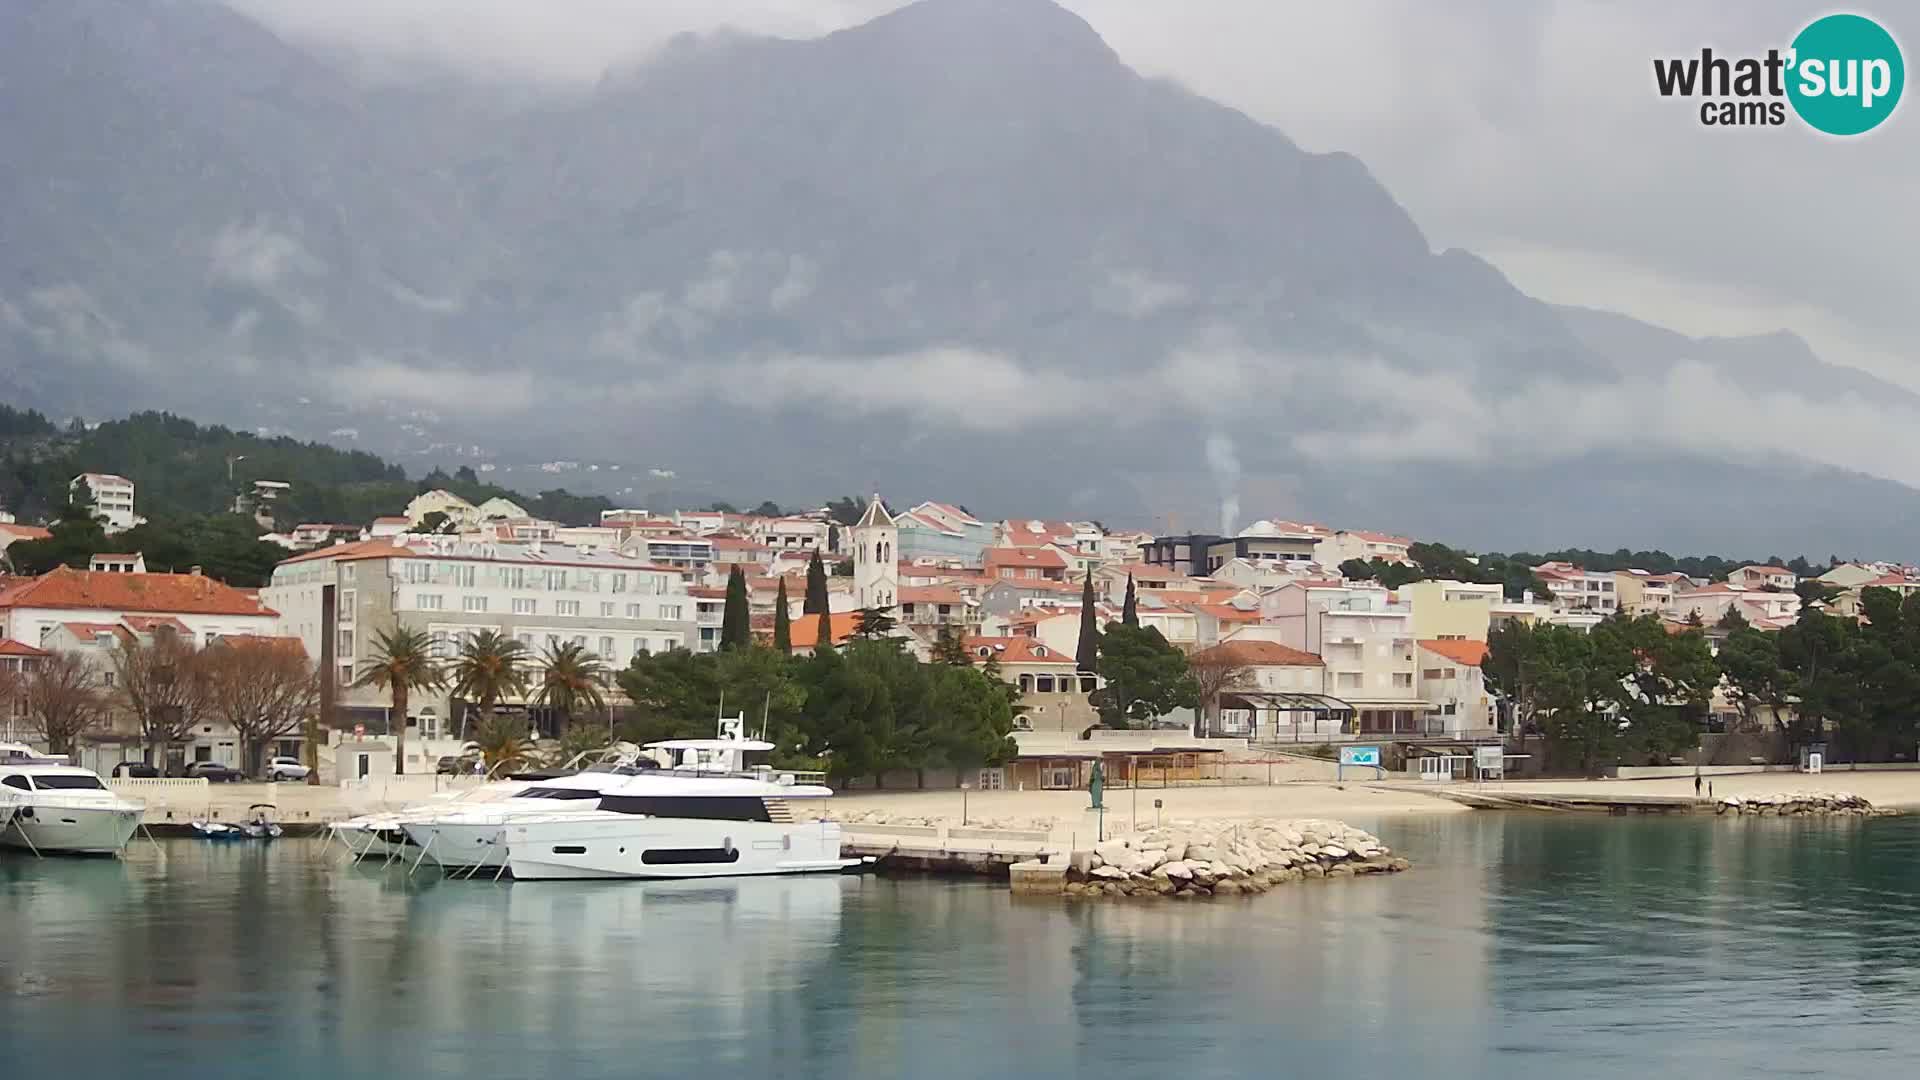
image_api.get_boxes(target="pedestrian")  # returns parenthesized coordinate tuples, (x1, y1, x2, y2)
(1708, 780, 1714, 800)
(1694, 768, 1702, 797)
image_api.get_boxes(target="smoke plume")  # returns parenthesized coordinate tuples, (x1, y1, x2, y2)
(1204, 433, 1241, 536)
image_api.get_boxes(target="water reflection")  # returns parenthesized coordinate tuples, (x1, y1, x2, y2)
(3, 821, 1920, 1079)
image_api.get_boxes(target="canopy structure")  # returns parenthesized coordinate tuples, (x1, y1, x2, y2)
(1225, 692, 1356, 719)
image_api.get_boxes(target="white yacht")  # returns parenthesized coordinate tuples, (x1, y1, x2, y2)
(500, 771, 851, 881)
(331, 744, 659, 865)
(0, 745, 145, 856)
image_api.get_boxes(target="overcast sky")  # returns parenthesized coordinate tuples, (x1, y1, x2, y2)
(226, 0, 1916, 395)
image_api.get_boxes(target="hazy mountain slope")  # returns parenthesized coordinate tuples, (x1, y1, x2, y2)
(1, 0, 1916, 554)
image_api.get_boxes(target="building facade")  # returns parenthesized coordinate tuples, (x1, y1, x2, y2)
(71, 473, 138, 532)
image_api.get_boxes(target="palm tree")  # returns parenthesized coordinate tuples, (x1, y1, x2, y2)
(472, 712, 533, 776)
(353, 627, 444, 775)
(531, 641, 609, 737)
(448, 629, 529, 740)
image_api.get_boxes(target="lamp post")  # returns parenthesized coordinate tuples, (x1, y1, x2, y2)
(960, 780, 971, 825)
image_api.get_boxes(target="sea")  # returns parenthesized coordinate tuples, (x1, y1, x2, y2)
(3, 815, 1918, 1079)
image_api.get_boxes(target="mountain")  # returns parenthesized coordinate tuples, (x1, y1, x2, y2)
(2, 0, 1917, 556)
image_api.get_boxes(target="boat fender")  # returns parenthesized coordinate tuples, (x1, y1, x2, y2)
(16, 805, 32, 820)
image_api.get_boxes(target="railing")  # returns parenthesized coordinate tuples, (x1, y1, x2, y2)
(1, 790, 145, 810)
(106, 778, 212, 793)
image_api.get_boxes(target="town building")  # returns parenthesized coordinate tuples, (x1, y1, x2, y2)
(1533, 561, 1618, 613)
(86, 553, 147, 574)
(984, 546, 1070, 583)
(1258, 580, 1427, 735)
(1200, 639, 1329, 740)
(262, 535, 696, 751)
(70, 472, 139, 532)
(1401, 579, 1501, 642)
(0, 522, 51, 565)
(849, 496, 898, 611)
(895, 501, 997, 565)
(1416, 639, 1493, 737)
(1315, 528, 1413, 567)
(1729, 564, 1799, 591)
(0, 565, 280, 651)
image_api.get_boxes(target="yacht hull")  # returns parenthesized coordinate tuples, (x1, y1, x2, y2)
(503, 817, 851, 881)
(1, 804, 142, 855)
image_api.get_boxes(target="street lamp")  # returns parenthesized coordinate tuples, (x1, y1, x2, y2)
(227, 454, 246, 486)
(960, 780, 971, 825)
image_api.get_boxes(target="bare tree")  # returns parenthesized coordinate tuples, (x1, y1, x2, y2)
(1187, 645, 1254, 739)
(112, 629, 211, 766)
(20, 653, 108, 756)
(204, 639, 320, 775)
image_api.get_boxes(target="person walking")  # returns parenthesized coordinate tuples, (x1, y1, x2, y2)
(1694, 767, 1703, 798)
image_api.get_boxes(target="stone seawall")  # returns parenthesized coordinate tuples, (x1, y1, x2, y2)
(1715, 792, 1897, 816)
(1013, 817, 1409, 901)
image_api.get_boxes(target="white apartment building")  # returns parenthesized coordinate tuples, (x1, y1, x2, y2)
(1315, 529, 1413, 567)
(1533, 562, 1617, 612)
(1257, 580, 1429, 735)
(1416, 640, 1492, 737)
(753, 516, 831, 551)
(70, 472, 138, 532)
(264, 535, 698, 745)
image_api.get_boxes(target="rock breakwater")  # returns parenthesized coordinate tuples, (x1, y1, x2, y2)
(1716, 791, 1897, 817)
(1061, 818, 1408, 901)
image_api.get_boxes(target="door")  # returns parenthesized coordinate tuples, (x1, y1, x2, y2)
(356, 753, 371, 780)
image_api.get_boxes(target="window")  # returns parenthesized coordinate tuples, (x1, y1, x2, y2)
(1423, 668, 1443, 680)
(513, 598, 536, 615)
(600, 602, 616, 617)
(463, 596, 488, 613)
(103, 670, 116, 688)
(660, 605, 683, 620)
(1037, 675, 1055, 693)
(633, 638, 649, 656)
(431, 630, 451, 658)
(1392, 672, 1413, 689)
(611, 574, 628, 594)
(338, 629, 354, 658)
(976, 768, 1005, 791)
(504, 566, 526, 590)
(1337, 672, 1363, 690)
(1442, 703, 1457, 715)
(546, 634, 561, 650)
(579, 571, 600, 592)
(626, 603, 644, 618)
(556, 600, 581, 616)
(2, 775, 30, 790)
(1443, 668, 1457, 679)
(341, 563, 357, 583)
(453, 564, 476, 588)
(338, 589, 355, 624)
(545, 569, 568, 590)
(403, 560, 430, 584)
(517, 631, 533, 648)
(599, 636, 614, 658)
(572, 635, 586, 648)
(417, 593, 444, 611)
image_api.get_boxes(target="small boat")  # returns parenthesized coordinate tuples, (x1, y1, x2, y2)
(193, 805, 283, 841)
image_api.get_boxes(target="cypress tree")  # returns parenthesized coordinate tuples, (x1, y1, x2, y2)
(815, 606, 834, 655)
(773, 579, 793, 655)
(1122, 572, 1139, 628)
(1076, 568, 1100, 674)
(720, 565, 751, 651)
(804, 550, 829, 615)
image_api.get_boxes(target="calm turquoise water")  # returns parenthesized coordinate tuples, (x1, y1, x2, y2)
(4, 816, 1920, 1078)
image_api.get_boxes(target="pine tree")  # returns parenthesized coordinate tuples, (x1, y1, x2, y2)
(720, 565, 751, 651)
(853, 606, 898, 641)
(1076, 568, 1100, 673)
(773, 579, 793, 655)
(932, 624, 971, 665)
(804, 550, 829, 615)
(1122, 572, 1139, 628)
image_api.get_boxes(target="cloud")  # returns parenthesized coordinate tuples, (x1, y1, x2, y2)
(2, 285, 153, 371)
(1094, 269, 1188, 318)
(326, 356, 537, 416)
(208, 219, 326, 324)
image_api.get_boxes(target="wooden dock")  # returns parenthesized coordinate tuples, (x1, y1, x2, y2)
(1434, 790, 1706, 814)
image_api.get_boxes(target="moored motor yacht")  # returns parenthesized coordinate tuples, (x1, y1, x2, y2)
(500, 771, 854, 882)
(0, 746, 145, 856)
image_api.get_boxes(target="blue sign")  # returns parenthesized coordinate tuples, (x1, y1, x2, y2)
(1339, 746, 1381, 768)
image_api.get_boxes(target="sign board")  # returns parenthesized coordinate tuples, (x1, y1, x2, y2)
(1806, 752, 1823, 775)
(1474, 746, 1504, 770)
(1339, 746, 1381, 768)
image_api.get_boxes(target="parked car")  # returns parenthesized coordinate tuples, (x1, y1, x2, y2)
(435, 754, 481, 776)
(110, 761, 160, 778)
(264, 756, 311, 782)
(182, 761, 246, 783)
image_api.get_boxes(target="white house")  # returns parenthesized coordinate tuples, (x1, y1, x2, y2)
(1416, 639, 1492, 737)
(70, 472, 139, 532)
(1729, 564, 1798, 592)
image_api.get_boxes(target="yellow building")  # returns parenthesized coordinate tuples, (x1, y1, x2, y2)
(1401, 580, 1500, 642)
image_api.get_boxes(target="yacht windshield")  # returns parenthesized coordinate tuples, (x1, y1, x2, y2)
(518, 787, 603, 800)
(33, 775, 107, 790)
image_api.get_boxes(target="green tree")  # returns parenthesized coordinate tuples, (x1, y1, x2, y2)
(852, 606, 897, 641)
(773, 580, 793, 654)
(448, 630, 529, 739)
(1075, 569, 1100, 673)
(930, 624, 971, 666)
(926, 664, 1018, 775)
(352, 627, 444, 775)
(1088, 623, 1197, 729)
(532, 641, 609, 735)
(615, 648, 723, 744)
(720, 565, 752, 650)
(1594, 613, 1715, 764)
(1121, 573, 1139, 628)
(752, 500, 783, 517)
(472, 712, 534, 776)
(1719, 622, 1792, 732)
(804, 551, 829, 615)
(409, 510, 454, 534)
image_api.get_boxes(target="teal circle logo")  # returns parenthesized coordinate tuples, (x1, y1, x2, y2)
(1787, 14, 1904, 135)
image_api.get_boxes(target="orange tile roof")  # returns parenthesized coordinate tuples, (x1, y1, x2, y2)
(1187, 602, 1262, 623)
(984, 546, 1069, 570)
(0, 638, 48, 657)
(787, 611, 862, 649)
(1197, 640, 1323, 667)
(0, 567, 277, 618)
(122, 615, 193, 635)
(1418, 639, 1490, 667)
(963, 636, 1077, 666)
(1740, 564, 1794, 575)
(901, 586, 970, 606)
(0, 524, 51, 542)
(214, 634, 310, 657)
(59, 621, 133, 643)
